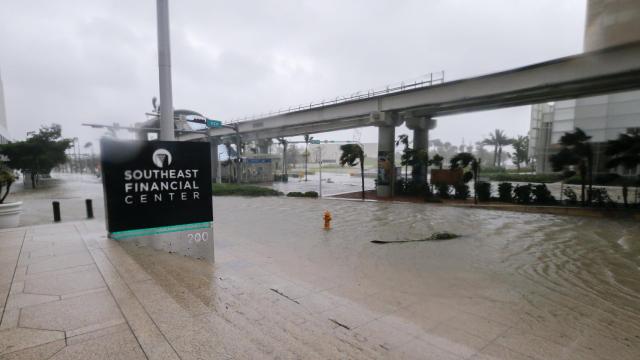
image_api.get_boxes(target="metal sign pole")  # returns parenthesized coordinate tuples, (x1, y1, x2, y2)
(157, 0, 174, 141)
(318, 144, 322, 197)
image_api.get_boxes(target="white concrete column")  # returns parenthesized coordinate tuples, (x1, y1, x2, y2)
(405, 117, 436, 184)
(372, 112, 402, 197)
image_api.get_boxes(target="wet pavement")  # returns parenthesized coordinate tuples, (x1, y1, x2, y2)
(0, 174, 639, 359)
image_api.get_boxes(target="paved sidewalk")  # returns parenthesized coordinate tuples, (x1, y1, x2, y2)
(0, 221, 399, 359)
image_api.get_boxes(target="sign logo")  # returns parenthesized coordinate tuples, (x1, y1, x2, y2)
(152, 149, 172, 168)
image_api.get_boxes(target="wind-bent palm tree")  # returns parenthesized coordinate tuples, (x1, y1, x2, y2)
(550, 128, 593, 205)
(396, 134, 410, 181)
(483, 129, 512, 167)
(303, 134, 314, 181)
(339, 144, 366, 200)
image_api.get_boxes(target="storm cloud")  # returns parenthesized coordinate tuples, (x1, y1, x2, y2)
(0, 0, 585, 146)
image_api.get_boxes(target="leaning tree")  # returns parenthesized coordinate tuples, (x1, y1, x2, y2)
(339, 144, 366, 200)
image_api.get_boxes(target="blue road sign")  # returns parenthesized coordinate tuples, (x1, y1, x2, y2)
(206, 119, 222, 128)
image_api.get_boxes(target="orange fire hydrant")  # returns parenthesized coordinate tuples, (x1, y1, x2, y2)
(323, 210, 332, 230)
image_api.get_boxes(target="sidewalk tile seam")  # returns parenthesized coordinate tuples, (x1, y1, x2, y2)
(0, 338, 65, 358)
(59, 287, 108, 300)
(0, 229, 27, 327)
(72, 224, 155, 360)
(74, 224, 179, 360)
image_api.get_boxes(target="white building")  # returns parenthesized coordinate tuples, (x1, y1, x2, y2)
(0, 69, 11, 144)
(529, 0, 640, 175)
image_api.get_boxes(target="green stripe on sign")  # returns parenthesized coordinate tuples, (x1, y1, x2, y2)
(110, 222, 212, 240)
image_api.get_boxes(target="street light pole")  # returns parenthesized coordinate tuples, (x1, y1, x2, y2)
(156, 0, 174, 141)
(318, 144, 322, 197)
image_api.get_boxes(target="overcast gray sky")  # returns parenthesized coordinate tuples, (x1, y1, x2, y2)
(0, 0, 586, 148)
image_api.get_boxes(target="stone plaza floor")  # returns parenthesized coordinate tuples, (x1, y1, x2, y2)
(2, 215, 638, 360)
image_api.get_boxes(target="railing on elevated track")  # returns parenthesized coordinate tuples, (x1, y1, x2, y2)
(224, 71, 445, 125)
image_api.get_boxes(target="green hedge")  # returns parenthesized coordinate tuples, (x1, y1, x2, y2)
(286, 191, 319, 198)
(212, 183, 283, 196)
(486, 173, 565, 183)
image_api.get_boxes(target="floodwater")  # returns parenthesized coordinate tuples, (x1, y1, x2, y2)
(213, 196, 640, 358)
(263, 171, 376, 195)
(13, 173, 640, 357)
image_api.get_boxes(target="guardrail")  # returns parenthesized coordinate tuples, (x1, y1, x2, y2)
(225, 71, 445, 125)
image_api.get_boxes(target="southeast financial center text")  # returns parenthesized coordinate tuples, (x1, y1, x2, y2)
(123, 169, 201, 204)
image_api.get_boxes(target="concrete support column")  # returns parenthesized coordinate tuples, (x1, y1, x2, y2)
(258, 138, 272, 154)
(209, 137, 220, 183)
(372, 111, 402, 197)
(405, 117, 436, 184)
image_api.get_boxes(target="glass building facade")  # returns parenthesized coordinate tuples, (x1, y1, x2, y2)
(529, 0, 640, 175)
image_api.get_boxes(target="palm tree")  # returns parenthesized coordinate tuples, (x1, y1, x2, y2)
(482, 133, 498, 166)
(277, 138, 288, 178)
(511, 135, 529, 172)
(396, 134, 410, 181)
(303, 134, 313, 181)
(606, 128, 640, 206)
(483, 129, 512, 167)
(339, 144, 366, 200)
(549, 128, 593, 205)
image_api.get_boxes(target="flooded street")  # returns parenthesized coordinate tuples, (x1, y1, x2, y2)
(11, 174, 640, 358)
(213, 196, 640, 358)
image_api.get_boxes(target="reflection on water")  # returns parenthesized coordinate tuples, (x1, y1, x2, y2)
(261, 172, 375, 195)
(213, 196, 640, 355)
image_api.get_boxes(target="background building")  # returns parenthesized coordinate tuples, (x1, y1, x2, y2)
(0, 69, 11, 144)
(529, 0, 640, 175)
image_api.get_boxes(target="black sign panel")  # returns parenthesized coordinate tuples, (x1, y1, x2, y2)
(100, 139, 213, 233)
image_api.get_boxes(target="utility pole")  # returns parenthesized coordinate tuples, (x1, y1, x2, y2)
(156, 0, 174, 141)
(318, 144, 322, 197)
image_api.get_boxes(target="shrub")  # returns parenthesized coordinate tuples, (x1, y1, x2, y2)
(436, 183, 450, 199)
(286, 191, 318, 198)
(475, 181, 491, 202)
(212, 183, 283, 196)
(565, 173, 621, 186)
(453, 184, 470, 200)
(497, 182, 513, 202)
(487, 173, 565, 183)
(513, 184, 532, 204)
(481, 166, 507, 174)
(589, 188, 615, 208)
(395, 179, 431, 196)
(532, 184, 556, 204)
(562, 187, 578, 205)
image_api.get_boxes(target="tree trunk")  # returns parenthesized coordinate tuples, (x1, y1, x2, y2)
(580, 165, 586, 206)
(360, 160, 365, 201)
(0, 182, 11, 203)
(497, 146, 502, 167)
(587, 154, 593, 205)
(493, 145, 498, 167)
(31, 172, 36, 189)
